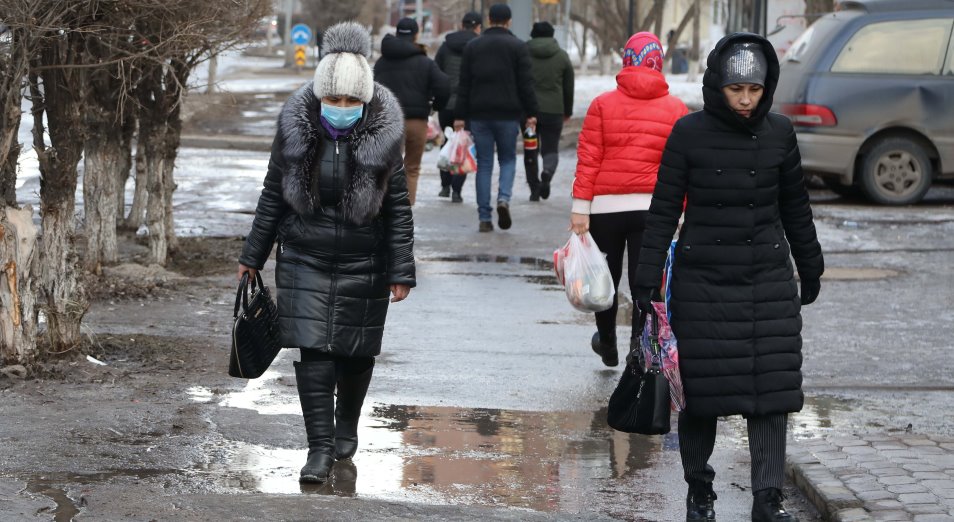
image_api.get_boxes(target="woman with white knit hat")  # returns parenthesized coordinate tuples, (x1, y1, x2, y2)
(238, 22, 414, 484)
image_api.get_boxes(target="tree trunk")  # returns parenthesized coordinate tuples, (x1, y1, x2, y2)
(30, 48, 89, 353)
(83, 110, 123, 273)
(117, 113, 136, 224)
(0, 205, 39, 365)
(139, 114, 169, 265)
(125, 125, 149, 230)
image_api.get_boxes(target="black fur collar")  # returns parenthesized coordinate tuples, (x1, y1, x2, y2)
(277, 82, 405, 224)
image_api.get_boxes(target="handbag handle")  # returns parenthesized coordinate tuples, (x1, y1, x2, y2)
(233, 271, 266, 319)
(628, 305, 662, 369)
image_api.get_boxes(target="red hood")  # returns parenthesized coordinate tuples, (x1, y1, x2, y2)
(615, 66, 670, 100)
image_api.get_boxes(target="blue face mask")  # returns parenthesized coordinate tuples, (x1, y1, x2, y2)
(321, 103, 363, 130)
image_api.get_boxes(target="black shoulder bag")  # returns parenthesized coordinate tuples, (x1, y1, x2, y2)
(606, 307, 672, 435)
(230, 271, 281, 379)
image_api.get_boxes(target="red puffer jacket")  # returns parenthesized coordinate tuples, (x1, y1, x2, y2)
(573, 66, 688, 200)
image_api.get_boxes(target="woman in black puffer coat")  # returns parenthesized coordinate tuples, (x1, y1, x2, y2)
(238, 22, 414, 484)
(634, 33, 823, 522)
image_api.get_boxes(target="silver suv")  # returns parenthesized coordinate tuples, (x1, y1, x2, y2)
(776, 0, 954, 205)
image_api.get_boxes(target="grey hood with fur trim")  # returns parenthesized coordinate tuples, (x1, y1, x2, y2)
(279, 81, 405, 224)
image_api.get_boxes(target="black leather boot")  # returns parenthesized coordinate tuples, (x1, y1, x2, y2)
(752, 488, 797, 522)
(686, 481, 717, 521)
(334, 361, 374, 460)
(295, 360, 336, 483)
(539, 171, 553, 200)
(591, 332, 619, 367)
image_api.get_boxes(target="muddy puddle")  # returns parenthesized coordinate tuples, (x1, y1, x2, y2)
(204, 402, 671, 510)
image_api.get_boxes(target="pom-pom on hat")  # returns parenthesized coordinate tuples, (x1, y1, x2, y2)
(623, 32, 664, 72)
(312, 22, 374, 103)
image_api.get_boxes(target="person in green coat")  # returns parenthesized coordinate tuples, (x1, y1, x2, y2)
(525, 21, 574, 201)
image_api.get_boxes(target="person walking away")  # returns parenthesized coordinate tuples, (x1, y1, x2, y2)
(570, 32, 687, 367)
(374, 17, 450, 206)
(634, 33, 823, 521)
(525, 21, 574, 201)
(454, 3, 539, 232)
(238, 22, 415, 484)
(434, 11, 482, 203)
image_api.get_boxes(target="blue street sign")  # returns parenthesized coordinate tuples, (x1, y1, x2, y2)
(291, 24, 313, 46)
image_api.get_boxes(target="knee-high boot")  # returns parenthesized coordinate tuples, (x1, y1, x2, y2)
(295, 360, 336, 483)
(334, 360, 374, 460)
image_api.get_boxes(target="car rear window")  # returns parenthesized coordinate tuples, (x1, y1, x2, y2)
(831, 18, 954, 75)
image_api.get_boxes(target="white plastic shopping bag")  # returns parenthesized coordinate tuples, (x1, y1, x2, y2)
(553, 232, 615, 312)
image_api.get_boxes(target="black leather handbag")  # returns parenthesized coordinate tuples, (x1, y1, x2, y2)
(230, 271, 281, 379)
(606, 308, 672, 435)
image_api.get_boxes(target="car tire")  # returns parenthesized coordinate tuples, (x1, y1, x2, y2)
(821, 177, 862, 199)
(859, 137, 932, 205)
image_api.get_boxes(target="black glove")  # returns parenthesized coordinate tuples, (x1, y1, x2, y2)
(635, 286, 657, 314)
(800, 278, 820, 305)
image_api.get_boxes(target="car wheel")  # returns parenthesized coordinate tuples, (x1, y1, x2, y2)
(821, 177, 862, 199)
(859, 137, 932, 205)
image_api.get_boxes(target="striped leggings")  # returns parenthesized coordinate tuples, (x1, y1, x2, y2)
(678, 411, 788, 493)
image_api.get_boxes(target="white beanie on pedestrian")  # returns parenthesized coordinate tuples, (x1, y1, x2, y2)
(312, 22, 374, 103)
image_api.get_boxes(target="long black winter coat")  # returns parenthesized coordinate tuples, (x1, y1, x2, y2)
(373, 35, 450, 119)
(240, 83, 415, 357)
(635, 33, 824, 418)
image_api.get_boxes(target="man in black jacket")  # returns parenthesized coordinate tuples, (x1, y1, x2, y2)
(454, 4, 539, 232)
(374, 17, 450, 205)
(434, 11, 482, 203)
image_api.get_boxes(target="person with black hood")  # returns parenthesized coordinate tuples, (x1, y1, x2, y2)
(434, 11, 482, 203)
(374, 17, 450, 206)
(454, 3, 539, 232)
(525, 21, 573, 202)
(634, 33, 824, 522)
(238, 22, 414, 484)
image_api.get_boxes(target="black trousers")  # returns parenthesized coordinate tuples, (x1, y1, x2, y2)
(588, 210, 647, 341)
(299, 349, 374, 375)
(522, 112, 564, 188)
(678, 412, 788, 493)
(438, 111, 467, 193)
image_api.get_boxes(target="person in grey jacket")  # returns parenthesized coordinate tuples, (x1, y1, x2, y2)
(524, 21, 573, 201)
(238, 22, 414, 485)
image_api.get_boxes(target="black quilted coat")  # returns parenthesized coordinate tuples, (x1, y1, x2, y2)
(635, 33, 824, 418)
(240, 82, 415, 357)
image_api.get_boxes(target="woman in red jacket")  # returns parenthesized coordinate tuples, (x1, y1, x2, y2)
(570, 32, 688, 366)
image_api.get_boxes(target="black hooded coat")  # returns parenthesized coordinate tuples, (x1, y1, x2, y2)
(634, 33, 824, 418)
(373, 34, 450, 119)
(240, 82, 415, 357)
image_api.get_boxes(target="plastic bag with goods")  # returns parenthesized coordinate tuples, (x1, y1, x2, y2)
(637, 301, 686, 411)
(553, 232, 615, 312)
(437, 129, 477, 175)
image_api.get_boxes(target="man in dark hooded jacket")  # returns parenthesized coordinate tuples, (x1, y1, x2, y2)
(374, 17, 450, 206)
(635, 33, 823, 522)
(434, 11, 482, 203)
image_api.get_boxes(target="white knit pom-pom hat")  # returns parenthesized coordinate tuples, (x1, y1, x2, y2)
(313, 22, 374, 103)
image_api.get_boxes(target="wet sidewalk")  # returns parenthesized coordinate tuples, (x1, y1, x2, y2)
(788, 433, 954, 521)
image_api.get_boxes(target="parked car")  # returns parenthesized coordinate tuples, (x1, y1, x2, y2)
(776, 0, 954, 205)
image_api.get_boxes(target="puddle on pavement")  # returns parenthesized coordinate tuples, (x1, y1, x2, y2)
(22, 469, 172, 522)
(791, 394, 857, 439)
(207, 403, 671, 511)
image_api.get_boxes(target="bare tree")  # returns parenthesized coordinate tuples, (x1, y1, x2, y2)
(569, 0, 666, 70)
(300, 0, 366, 33)
(124, 0, 269, 265)
(27, 2, 96, 353)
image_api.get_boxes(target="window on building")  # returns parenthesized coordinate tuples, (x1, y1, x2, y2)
(832, 18, 953, 75)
